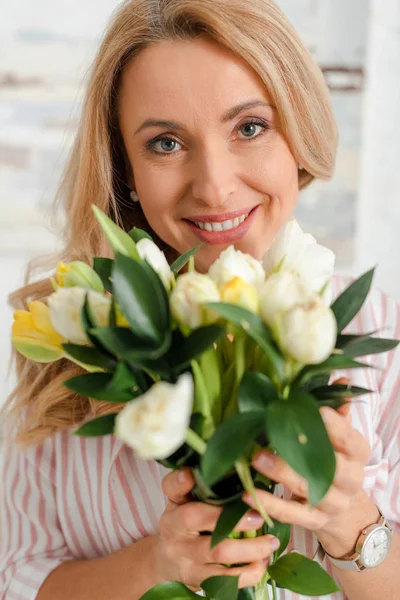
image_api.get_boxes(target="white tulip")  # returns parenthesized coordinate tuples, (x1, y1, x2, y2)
(208, 245, 265, 289)
(136, 238, 173, 290)
(259, 271, 313, 327)
(114, 373, 194, 460)
(262, 219, 335, 298)
(48, 287, 111, 345)
(170, 272, 220, 330)
(280, 298, 337, 364)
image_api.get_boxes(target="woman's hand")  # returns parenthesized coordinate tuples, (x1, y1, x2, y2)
(243, 378, 373, 549)
(156, 468, 281, 590)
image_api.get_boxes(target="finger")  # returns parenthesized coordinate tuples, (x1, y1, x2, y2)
(198, 560, 268, 590)
(236, 510, 265, 532)
(320, 407, 371, 463)
(292, 486, 351, 517)
(162, 468, 195, 505)
(330, 377, 352, 420)
(332, 453, 365, 493)
(188, 534, 280, 565)
(253, 451, 308, 499)
(243, 489, 327, 531)
(163, 501, 223, 535)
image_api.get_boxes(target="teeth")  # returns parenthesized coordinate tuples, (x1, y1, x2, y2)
(194, 212, 250, 232)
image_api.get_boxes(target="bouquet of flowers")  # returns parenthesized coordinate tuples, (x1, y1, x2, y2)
(12, 208, 399, 600)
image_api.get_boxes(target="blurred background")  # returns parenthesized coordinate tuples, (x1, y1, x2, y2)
(1, 0, 399, 404)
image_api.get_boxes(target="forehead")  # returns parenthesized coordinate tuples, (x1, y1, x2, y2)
(119, 37, 272, 119)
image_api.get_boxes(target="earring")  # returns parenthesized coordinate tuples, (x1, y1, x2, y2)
(298, 164, 304, 171)
(130, 189, 139, 203)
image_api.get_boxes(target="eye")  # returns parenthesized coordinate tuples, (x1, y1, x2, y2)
(146, 136, 182, 155)
(237, 118, 270, 140)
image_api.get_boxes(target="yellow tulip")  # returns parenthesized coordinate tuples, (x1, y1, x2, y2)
(219, 276, 260, 314)
(12, 301, 66, 363)
(55, 261, 104, 293)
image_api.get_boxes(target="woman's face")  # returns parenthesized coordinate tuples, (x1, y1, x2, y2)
(119, 37, 299, 272)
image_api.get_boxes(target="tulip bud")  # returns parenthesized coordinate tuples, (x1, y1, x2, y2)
(170, 272, 220, 330)
(263, 219, 335, 296)
(280, 298, 337, 364)
(208, 245, 265, 289)
(136, 238, 173, 290)
(259, 271, 312, 327)
(12, 301, 66, 362)
(48, 287, 111, 345)
(115, 373, 193, 459)
(56, 261, 104, 293)
(220, 276, 259, 313)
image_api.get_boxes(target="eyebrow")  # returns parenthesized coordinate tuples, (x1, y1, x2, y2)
(134, 99, 272, 135)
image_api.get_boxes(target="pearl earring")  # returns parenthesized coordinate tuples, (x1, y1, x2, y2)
(298, 164, 304, 171)
(130, 189, 139, 203)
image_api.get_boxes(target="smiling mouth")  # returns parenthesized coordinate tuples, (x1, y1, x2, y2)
(187, 207, 257, 233)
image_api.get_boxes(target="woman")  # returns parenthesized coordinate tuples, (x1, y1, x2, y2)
(0, 1, 399, 599)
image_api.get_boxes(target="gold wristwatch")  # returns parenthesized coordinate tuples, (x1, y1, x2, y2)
(317, 506, 393, 572)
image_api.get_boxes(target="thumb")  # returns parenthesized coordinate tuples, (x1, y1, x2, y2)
(162, 467, 195, 505)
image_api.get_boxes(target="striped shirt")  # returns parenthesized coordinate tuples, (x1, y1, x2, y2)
(1, 275, 399, 600)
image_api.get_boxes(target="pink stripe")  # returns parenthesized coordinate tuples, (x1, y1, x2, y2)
(95, 437, 116, 552)
(60, 431, 87, 557)
(72, 440, 103, 556)
(128, 457, 159, 532)
(114, 458, 148, 538)
(80, 437, 108, 553)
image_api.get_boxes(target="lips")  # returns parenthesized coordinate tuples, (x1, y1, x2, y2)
(184, 205, 260, 245)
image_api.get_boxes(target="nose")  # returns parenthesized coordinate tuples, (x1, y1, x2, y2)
(191, 145, 237, 208)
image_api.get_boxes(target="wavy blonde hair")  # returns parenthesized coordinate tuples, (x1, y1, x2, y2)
(3, 0, 338, 448)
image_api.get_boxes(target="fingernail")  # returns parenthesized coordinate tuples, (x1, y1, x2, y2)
(177, 470, 186, 484)
(246, 512, 264, 527)
(254, 452, 275, 470)
(320, 408, 332, 424)
(270, 537, 281, 551)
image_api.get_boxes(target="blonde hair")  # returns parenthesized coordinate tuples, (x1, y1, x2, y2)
(3, 0, 338, 448)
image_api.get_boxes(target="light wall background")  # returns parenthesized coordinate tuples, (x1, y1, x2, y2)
(1, 0, 399, 404)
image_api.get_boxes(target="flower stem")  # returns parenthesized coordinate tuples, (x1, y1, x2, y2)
(271, 579, 278, 600)
(235, 458, 274, 528)
(185, 428, 207, 455)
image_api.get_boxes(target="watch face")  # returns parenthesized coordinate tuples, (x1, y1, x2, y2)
(361, 527, 392, 568)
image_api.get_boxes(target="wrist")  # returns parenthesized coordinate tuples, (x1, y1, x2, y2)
(316, 493, 379, 559)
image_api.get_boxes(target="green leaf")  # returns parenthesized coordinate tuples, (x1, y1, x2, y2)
(191, 361, 215, 440)
(201, 575, 239, 600)
(92, 206, 140, 261)
(265, 393, 336, 506)
(237, 589, 256, 600)
(112, 253, 170, 345)
(336, 332, 377, 349)
(200, 348, 223, 425)
(201, 412, 264, 486)
(74, 414, 116, 437)
(90, 326, 164, 360)
(62, 344, 117, 371)
(238, 372, 278, 414)
(171, 244, 202, 275)
(340, 337, 399, 358)
(64, 369, 138, 403)
(93, 257, 113, 293)
(268, 552, 340, 595)
(331, 268, 375, 333)
(293, 356, 370, 388)
(139, 582, 199, 600)
(299, 373, 330, 394)
(312, 384, 372, 400)
(265, 519, 291, 559)
(207, 303, 283, 379)
(169, 325, 225, 370)
(128, 227, 153, 243)
(211, 500, 249, 548)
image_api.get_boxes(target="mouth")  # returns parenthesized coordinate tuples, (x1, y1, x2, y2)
(183, 205, 260, 245)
